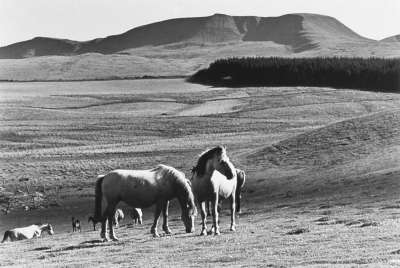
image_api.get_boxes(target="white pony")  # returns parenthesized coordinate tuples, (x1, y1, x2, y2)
(93, 164, 196, 241)
(191, 146, 237, 236)
(2, 224, 54, 242)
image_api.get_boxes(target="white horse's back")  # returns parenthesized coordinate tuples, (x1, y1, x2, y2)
(101, 166, 179, 209)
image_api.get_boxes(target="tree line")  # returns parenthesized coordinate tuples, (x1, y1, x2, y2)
(188, 57, 400, 91)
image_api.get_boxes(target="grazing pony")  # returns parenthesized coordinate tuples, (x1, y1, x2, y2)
(206, 168, 246, 216)
(130, 208, 143, 224)
(72, 217, 81, 232)
(2, 224, 54, 242)
(113, 209, 124, 228)
(191, 146, 237, 236)
(92, 164, 196, 241)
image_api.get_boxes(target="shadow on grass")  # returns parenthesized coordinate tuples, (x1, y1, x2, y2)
(46, 239, 114, 253)
(33, 246, 52, 251)
(286, 227, 310, 235)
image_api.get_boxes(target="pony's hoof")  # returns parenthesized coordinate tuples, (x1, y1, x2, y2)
(102, 238, 110, 242)
(111, 237, 119, 242)
(214, 230, 221, 236)
(200, 229, 207, 236)
(230, 226, 236, 232)
(153, 233, 160, 238)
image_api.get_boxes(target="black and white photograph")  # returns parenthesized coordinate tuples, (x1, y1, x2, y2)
(0, 0, 399, 266)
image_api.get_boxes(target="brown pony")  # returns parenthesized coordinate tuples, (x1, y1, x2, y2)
(191, 146, 237, 235)
(93, 164, 196, 241)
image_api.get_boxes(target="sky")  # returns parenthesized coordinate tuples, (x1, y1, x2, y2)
(0, 0, 399, 46)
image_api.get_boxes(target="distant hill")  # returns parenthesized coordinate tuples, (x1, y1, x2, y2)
(381, 34, 400, 42)
(0, 13, 371, 59)
(1, 13, 399, 81)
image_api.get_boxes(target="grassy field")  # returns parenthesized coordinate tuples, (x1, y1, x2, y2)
(1, 79, 400, 267)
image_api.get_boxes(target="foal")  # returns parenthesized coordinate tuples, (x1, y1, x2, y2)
(72, 217, 81, 232)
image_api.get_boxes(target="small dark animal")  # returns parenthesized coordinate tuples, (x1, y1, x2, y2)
(72, 217, 81, 232)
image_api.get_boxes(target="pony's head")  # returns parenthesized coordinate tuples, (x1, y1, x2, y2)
(194, 146, 236, 179)
(177, 178, 197, 233)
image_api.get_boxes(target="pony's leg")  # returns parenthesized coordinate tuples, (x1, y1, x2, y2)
(200, 201, 208, 236)
(108, 213, 119, 241)
(206, 201, 211, 216)
(101, 219, 108, 241)
(236, 193, 242, 214)
(230, 194, 236, 232)
(211, 194, 220, 235)
(162, 201, 172, 234)
(151, 202, 162, 237)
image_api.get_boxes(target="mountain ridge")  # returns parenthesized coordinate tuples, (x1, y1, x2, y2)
(0, 13, 373, 59)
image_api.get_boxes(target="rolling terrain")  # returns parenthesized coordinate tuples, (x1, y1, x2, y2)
(1, 79, 400, 266)
(0, 13, 399, 81)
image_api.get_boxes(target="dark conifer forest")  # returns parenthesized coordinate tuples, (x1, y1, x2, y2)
(188, 57, 400, 91)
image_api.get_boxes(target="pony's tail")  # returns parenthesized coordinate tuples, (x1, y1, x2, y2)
(94, 175, 105, 222)
(2, 231, 9, 243)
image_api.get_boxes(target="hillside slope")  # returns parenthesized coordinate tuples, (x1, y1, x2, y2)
(0, 13, 370, 59)
(249, 109, 400, 168)
(1, 13, 399, 81)
(381, 34, 400, 42)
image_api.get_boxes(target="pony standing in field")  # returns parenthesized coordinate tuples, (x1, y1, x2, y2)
(206, 168, 246, 216)
(130, 208, 143, 224)
(93, 164, 196, 241)
(191, 146, 237, 235)
(2, 224, 54, 242)
(113, 209, 124, 227)
(72, 217, 81, 232)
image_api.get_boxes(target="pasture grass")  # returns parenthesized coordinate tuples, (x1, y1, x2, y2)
(1, 79, 400, 266)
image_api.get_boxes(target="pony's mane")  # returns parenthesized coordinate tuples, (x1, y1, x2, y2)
(192, 146, 225, 176)
(154, 164, 196, 212)
(152, 164, 185, 180)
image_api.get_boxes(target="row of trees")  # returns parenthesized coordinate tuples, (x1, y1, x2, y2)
(188, 57, 400, 91)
